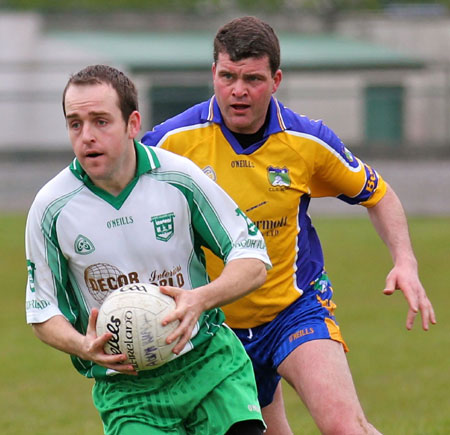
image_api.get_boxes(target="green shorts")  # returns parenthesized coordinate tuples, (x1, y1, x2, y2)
(92, 325, 264, 435)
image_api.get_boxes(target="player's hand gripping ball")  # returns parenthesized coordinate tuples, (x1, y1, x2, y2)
(96, 283, 179, 370)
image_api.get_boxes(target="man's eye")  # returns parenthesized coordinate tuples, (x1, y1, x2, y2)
(70, 121, 80, 129)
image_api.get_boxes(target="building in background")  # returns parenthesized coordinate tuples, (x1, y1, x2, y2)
(0, 10, 449, 158)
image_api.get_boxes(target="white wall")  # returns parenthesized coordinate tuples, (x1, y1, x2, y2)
(0, 13, 120, 151)
(1, 12, 449, 152)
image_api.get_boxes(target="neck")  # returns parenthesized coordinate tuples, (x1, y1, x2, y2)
(230, 112, 270, 149)
(91, 142, 137, 196)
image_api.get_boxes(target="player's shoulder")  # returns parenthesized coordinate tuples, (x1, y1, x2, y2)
(277, 100, 346, 153)
(142, 99, 212, 146)
(279, 102, 330, 139)
(151, 146, 204, 175)
(29, 165, 83, 213)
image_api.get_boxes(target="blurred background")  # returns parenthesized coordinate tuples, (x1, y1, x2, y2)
(1, 0, 450, 214)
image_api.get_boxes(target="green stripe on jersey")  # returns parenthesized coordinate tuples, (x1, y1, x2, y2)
(40, 187, 105, 378)
(149, 170, 234, 283)
(40, 186, 90, 325)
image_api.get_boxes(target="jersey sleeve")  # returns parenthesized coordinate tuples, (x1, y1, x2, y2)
(25, 198, 70, 325)
(305, 121, 387, 207)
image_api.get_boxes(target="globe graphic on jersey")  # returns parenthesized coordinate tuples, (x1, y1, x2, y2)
(84, 263, 125, 303)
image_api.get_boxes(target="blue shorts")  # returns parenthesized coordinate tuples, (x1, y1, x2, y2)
(233, 271, 348, 407)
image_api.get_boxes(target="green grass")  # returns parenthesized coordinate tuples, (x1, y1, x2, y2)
(283, 216, 450, 434)
(2, 214, 449, 434)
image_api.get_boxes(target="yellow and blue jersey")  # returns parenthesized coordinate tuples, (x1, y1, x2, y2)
(142, 96, 387, 328)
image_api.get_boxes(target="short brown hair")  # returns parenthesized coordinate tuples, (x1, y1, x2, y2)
(213, 16, 280, 76)
(62, 64, 138, 122)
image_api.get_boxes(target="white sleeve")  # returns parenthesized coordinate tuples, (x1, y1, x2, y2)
(25, 199, 64, 324)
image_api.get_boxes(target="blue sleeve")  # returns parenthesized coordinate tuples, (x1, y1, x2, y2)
(141, 100, 210, 147)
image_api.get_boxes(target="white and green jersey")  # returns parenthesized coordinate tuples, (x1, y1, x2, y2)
(25, 141, 270, 378)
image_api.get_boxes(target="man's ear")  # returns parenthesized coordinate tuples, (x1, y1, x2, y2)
(272, 69, 283, 94)
(127, 110, 141, 138)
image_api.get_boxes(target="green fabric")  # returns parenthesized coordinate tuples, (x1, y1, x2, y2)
(92, 326, 263, 435)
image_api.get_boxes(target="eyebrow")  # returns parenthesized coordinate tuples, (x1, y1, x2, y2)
(66, 111, 110, 119)
(218, 68, 266, 78)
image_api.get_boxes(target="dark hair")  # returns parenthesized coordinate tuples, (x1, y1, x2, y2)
(213, 16, 280, 76)
(62, 64, 138, 122)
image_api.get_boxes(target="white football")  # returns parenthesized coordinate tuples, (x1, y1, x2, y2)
(96, 283, 179, 371)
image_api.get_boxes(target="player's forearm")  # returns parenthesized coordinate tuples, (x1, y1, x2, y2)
(195, 258, 267, 311)
(367, 184, 417, 267)
(32, 315, 87, 359)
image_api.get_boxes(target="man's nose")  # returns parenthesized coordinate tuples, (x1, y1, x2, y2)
(81, 123, 95, 143)
(232, 79, 248, 97)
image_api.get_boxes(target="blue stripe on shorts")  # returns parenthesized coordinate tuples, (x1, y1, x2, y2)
(232, 271, 347, 407)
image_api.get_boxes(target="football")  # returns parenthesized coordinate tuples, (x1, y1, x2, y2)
(96, 283, 179, 371)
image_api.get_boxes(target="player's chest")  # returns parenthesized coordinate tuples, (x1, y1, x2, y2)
(190, 143, 310, 218)
(56, 183, 193, 263)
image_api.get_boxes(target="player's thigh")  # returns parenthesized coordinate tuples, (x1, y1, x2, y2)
(186, 352, 264, 434)
(278, 339, 363, 417)
(261, 381, 294, 435)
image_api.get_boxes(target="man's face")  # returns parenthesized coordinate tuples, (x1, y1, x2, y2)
(212, 52, 282, 134)
(64, 82, 140, 193)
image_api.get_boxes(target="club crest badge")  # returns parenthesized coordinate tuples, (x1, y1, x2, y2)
(339, 145, 359, 168)
(267, 166, 291, 188)
(74, 234, 95, 255)
(343, 147, 354, 163)
(203, 165, 217, 181)
(151, 212, 175, 241)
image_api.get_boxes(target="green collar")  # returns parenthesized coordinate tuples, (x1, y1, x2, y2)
(69, 140, 160, 209)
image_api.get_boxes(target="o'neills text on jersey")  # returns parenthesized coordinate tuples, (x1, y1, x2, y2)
(231, 160, 255, 168)
(107, 216, 134, 229)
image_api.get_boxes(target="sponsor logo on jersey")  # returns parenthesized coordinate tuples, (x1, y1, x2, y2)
(84, 263, 139, 302)
(83, 262, 187, 303)
(202, 165, 217, 181)
(254, 216, 288, 231)
(230, 159, 255, 168)
(254, 216, 288, 237)
(26, 298, 50, 310)
(149, 265, 185, 288)
(233, 238, 266, 250)
(74, 234, 95, 255)
(267, 166, 291, 188)
(151, 212, 175, 241)
(106, 215, 134, 229)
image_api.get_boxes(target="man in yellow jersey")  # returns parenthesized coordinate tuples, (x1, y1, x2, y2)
(142, 17, 436, 434)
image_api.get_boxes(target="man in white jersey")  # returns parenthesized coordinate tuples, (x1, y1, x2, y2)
(25, 64, 271, 435)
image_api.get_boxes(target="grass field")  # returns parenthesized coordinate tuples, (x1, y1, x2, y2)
(1, 213, 449, 434)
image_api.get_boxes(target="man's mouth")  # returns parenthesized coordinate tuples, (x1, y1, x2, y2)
(231, 103, 250, 112)
(86, 152, 103, 158)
